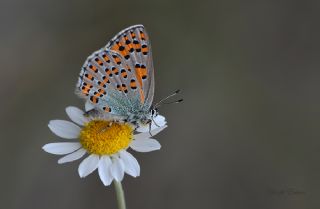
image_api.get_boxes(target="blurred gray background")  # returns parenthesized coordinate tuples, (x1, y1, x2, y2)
(1, 0, 320, 208)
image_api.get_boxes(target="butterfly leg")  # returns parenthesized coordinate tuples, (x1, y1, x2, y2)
(151, 117, 160, 128)
(130, 120, 140, 132)
(148, 122, 153, 137)
(84, 109, 100, 118)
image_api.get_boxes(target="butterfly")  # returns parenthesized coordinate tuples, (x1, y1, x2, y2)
(76, 24, 180, 128)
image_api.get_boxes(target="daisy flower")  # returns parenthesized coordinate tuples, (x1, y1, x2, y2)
(42, 105, 167, 186)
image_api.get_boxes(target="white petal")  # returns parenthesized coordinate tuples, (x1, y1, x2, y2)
(134, 125, 167, 140)
(66, 106, 88, 126)
(154, 115, 166, 126)
(136, 126, 148, 133)
(42, 142, 81, 155)
(78, 154, 99, 178)
(136, 115, 167, 133)
(130, 138, 161, 152)
(110, 157, 125, 181)
(85, 101, 95, 112)
(119, 150, 140, 177)
(48, 120, 80, 139)
(98, 156, 113, 186)
(58, 148, 87, 164)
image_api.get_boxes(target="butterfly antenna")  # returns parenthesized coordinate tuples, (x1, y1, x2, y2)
(161, 99, 183, 105)
(154, 89, 181, 108)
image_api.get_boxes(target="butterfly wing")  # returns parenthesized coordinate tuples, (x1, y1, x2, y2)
(76, 25, 155, 117)
(106, 24, 155, 110)
(77, 49, 142, 116)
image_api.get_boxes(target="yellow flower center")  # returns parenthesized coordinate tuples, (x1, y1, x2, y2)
(80, 120, 133, 155)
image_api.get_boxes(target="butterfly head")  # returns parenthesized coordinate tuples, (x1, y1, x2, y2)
(150, 108, 158, 118)
(129, 108, 158, 126)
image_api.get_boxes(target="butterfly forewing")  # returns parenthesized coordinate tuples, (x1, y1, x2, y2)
(77, 24, 155, 118)
(106, 25, 155, 110)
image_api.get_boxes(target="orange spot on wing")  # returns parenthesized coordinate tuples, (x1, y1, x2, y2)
(111, 45, 118, 51)
(134, 64, 147, 104)
(128, 43, 134, 52)
(102, 54, 110, 62)
(105, 68, 112, 76)
(131, 31, 136, 39)
(81, 84, 92, 95)
(139, 89, 145, 103)
(130, 80, 137, 88)
(90, 95, 99, 104)
(126, 65, 132, 72)
(117, 84, 128, 92)
(95, 89, 106, 97)
(135, 65, 147, 85)
(95, 57, 103, 65)
(112, 67, 119, 74)
(103, 106, 111, 112)
(102, 76, 109, 84)
(112, 55, 121, 64)
(85, 73, 94, 81)
(88, 65, 98, 73)
(135, 65, 142, 87)
(82, 87, 90, 94)
(121, 48, 129, 57)
(142, 45, 148, 55)
(98, 89, 105, 94)
(140, 31, 146, 40)
(134, 42, 141, 51)
(121, 70, 127, 78)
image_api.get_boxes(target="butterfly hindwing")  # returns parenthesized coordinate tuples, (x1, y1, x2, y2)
(77, 49, 143, 116)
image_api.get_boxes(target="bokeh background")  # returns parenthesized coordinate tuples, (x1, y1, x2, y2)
(1, 0, 320, 208)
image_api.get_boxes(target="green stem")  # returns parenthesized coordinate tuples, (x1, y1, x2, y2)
(114, 181, 126, 209)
